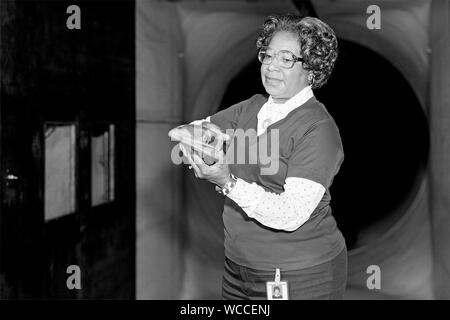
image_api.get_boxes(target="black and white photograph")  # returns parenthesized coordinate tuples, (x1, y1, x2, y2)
(266, 282, 289, 300)
(0, 0, 449, 309)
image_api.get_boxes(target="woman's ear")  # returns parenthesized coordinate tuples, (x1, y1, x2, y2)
(308, 72, 314, 86)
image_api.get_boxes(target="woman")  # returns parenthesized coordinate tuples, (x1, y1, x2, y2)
(179, 14, 346, 300)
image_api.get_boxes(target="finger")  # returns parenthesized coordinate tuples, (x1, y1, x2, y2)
(191, 152, 208, 173)
(179, 143, 194, 167)
(214, 149, 227, 164)
(184, 149, 201, 174)
(179, 143, 194, 158)
(179, 143, 186, 156)
(179, 144, 202, 177)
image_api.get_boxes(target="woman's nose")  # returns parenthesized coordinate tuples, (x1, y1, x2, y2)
(267, 57, 280, 70)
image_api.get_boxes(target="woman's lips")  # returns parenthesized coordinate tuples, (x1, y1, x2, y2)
(265, 76, 282, 82)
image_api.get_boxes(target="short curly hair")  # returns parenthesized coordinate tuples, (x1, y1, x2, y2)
(256, 15, 338, 89)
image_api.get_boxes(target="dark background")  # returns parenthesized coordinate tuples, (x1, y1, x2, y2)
(0, 0, 135, 299)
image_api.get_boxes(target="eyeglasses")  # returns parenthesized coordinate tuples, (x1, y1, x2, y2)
(258, 47, 304, 69)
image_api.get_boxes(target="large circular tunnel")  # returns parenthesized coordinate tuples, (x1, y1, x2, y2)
(219, 39, 429, 250)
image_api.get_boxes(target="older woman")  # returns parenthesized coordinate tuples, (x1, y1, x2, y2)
(180, 15, 346, 300)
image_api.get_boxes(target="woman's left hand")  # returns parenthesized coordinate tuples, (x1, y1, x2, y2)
(179, 144, 232, 188)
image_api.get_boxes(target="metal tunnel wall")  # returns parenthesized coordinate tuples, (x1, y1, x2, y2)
(137, 0, 450, 299)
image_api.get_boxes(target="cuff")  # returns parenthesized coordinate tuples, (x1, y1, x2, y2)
(226, 178, 259, 210)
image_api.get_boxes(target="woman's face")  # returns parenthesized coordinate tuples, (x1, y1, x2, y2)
(260, 31, 309, 103)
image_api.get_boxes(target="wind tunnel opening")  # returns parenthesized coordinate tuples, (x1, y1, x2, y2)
(218, 39, 429, 250)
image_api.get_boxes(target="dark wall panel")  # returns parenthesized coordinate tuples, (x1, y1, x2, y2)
(0, 0, 135, 299)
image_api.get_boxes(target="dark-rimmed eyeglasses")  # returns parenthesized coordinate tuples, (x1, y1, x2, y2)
(258, 47, 304, 69)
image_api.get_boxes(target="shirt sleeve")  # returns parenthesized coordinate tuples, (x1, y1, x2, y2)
(227, 176, 325, 231)
(287, 120, 344, 188)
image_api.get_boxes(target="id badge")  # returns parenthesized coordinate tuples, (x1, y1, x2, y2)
(266, 268, 289, 300)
